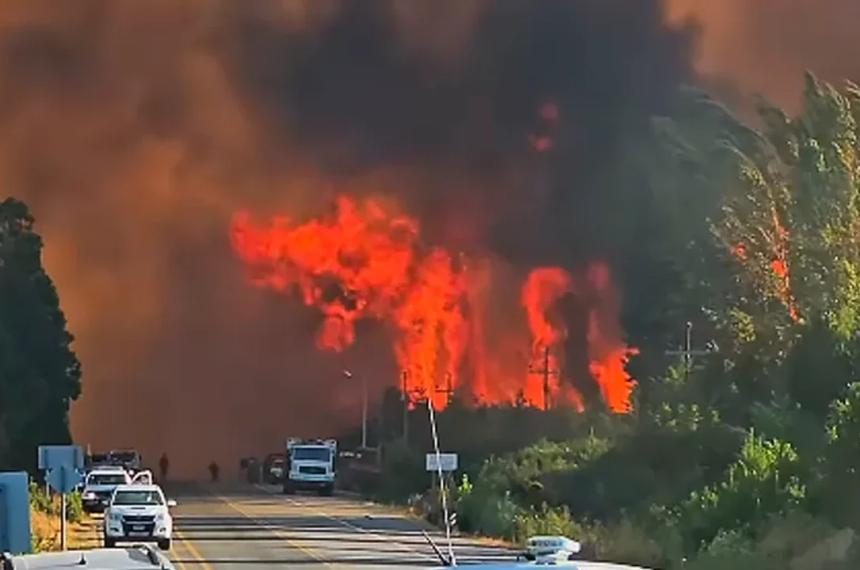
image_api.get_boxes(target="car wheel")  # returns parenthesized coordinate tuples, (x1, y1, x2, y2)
(104, 536, 117, 548)
(283, 484, 294, 495)
(319, 485, 334, 497)
(158, 538, 172, 551)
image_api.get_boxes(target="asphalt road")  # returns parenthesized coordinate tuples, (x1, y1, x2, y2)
(163, 483, 650, 570)
(166, 482, 511, 569)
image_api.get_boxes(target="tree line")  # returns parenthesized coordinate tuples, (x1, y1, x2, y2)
(362, 74, 860, 569)
(0, 198, 80, 471)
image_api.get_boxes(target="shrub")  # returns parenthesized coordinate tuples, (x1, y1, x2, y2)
(65, 491, 83, 523)
(597, 519, 668, 569)
(684, 529, 772, 570)
(679, 431, 807, 549)
(456, 486, 521, 539)
(512, 503, 579, 544)
(373, 440, 427, 502)
(29, 481, 53, 514)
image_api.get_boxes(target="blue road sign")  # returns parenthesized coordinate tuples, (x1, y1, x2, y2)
(38, 445, 84, 471)
(46, 465, 83, 495)
(0, 471, 31, 554)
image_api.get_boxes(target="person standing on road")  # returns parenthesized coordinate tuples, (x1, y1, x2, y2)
(159, 453, 169, 482)
(208, 460, 220, 482)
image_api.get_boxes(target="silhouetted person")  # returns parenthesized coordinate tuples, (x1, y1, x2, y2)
(208, 461, 220, 482)
(159, 453, 169, 482)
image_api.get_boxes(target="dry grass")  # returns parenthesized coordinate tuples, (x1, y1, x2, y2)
(31, 508, 101, 552)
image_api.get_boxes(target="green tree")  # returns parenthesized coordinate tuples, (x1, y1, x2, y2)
(815, 382, 860, 527)
(679, 431, 806, 549)
(652, 75, 860, 417)
(0, 198, 81, 471)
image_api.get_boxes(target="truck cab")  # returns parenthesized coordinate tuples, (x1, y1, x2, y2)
(283, 439, 336, 496)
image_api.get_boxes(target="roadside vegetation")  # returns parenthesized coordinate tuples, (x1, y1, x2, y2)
(351, 75, 860, 569)
(29, 481, 86, 552)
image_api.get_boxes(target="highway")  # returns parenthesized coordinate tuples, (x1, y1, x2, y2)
(165, 482, 513, 569)
(69, 481, 650, 569)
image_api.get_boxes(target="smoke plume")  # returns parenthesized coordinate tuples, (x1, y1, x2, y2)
(11, 0, 846, 475)
(667, 0, 860, 112)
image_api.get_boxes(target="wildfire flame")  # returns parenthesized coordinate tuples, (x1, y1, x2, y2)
(230, 195, 637, 412)
(728, 208, 799, 322)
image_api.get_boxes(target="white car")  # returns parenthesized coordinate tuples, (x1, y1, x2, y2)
(82, 466, 132, 513)
(103, 484, 177, 550)
(2, 545, 174, 570)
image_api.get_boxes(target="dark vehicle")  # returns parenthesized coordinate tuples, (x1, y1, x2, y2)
(108, 449, 143, 473)
(262, 453, 286, 484)
(86, 453, 111, 470)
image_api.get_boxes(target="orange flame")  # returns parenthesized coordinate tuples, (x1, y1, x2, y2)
(585, 262, 639, 413)
(231, 195, 637, 412)
(520, 264, 638, 412)
(727, 209, 798, 322)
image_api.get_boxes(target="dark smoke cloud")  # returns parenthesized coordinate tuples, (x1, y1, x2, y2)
(225, 0, 693, 261)
(0, 0, 697, 475)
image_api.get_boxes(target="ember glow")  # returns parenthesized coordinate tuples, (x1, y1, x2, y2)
(231, 196, 637, 412)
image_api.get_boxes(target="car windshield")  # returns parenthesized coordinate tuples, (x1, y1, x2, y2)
(88, 473, 127, 485)
(292, 447, 330, 461)
(112, 490, 163, 505)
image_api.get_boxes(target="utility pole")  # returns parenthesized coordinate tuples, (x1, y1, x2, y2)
(401, 370, 410, 444)
(343, 370, 367, 449)
(528, 345, 559, 410)
(665, 321, 719, 382)
(435, 373, 455, 406)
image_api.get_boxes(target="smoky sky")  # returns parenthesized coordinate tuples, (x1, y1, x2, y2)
(2, 0, 853, 476)
(223, 0, 693, 263)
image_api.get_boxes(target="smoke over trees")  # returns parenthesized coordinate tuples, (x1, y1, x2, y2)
(0, 1, 857, 476)
(0, 1, 698, 473)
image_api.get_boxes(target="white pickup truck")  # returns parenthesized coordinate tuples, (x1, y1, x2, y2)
(103, 484, 177, 550)
(82, 466, 132, 513)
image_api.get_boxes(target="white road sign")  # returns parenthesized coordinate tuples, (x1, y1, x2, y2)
(425, 453, 458, 472)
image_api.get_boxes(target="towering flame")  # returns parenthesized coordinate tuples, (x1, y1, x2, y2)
(231, 195, 638, 412)
(521, 268, 575, 409)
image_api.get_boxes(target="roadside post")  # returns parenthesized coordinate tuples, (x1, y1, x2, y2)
(38, 445, 84, 551)
(0, 471, 31, 553)
(424, 399, 458, 567)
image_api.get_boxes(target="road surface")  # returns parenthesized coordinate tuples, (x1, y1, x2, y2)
(155, 482, 649, 569)
(166, 482, 509, 569)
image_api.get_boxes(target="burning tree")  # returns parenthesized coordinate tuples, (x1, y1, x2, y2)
(652, 75, 860, 413)
(715, 75, 860, 346)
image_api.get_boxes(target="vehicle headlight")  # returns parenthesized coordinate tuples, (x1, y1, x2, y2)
(82, 491, 96, 500)
(155, 513, 166, 523)
(108, 511, 122, 522)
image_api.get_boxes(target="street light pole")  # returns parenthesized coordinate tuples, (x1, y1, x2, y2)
(344, 370, 367, 449)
